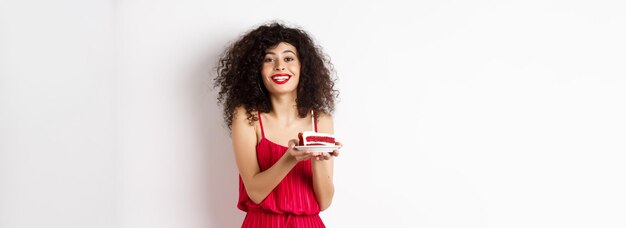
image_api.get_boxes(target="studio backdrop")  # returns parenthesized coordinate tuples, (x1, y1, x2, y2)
(1, 0, 625, 227)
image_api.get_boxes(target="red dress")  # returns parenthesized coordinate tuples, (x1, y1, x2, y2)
(237, 112, 325, 228)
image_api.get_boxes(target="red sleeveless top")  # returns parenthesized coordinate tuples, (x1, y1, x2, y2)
(237, 112, 320, 215)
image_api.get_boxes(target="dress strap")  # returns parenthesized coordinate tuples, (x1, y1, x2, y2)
(258, 111, 265, 138)
(311, 110, 318, 132)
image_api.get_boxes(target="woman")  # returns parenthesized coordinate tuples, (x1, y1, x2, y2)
(214, 22, 341, 227)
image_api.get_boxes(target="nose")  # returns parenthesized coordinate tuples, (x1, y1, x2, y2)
(274, 61, 285, 71)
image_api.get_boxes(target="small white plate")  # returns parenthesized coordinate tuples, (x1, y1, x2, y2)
(294, 145, 340, 152)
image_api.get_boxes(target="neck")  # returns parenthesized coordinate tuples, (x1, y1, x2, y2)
(268, 92, 299, 123)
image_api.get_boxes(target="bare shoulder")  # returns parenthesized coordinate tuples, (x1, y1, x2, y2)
(233, 106, 248, 121)
(232, 106, 255, 126)
(232, 106, 256, 135)
(316, 111, 335, 134)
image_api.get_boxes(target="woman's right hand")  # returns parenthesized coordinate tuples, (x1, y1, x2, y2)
(286, 139, 319, 162)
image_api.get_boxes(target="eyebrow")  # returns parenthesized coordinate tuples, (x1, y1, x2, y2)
(265, 50, 297, 55)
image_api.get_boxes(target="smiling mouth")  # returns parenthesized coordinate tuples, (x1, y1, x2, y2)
(271, 75, 291, 84)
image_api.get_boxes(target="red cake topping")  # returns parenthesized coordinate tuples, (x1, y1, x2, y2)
(305, 136, 335, 144)
(298, 131, 335, 146)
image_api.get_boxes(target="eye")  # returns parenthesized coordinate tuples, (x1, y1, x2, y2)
(285, 57, 294, 62)
(263, 58, 273, 63)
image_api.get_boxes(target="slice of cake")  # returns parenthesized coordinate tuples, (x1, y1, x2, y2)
(298, 131, 336, 146)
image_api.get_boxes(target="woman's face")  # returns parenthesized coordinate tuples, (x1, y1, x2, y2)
(260, 42, 301, 96)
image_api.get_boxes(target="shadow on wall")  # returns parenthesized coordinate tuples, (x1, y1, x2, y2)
(187, 43, 244, 227)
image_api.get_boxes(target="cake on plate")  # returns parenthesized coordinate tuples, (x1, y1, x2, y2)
(298, 131, 336, 146)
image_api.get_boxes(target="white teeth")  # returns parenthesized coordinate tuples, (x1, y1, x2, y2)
(272, 76, 289, 80)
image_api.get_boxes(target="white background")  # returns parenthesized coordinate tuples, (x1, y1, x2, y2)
(1, 0, 625, 227)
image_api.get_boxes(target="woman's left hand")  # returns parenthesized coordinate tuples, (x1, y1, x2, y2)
(313, 141, 342, 161)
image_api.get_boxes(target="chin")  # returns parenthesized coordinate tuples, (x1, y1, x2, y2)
(270, 89, 297, 95)
(268, 84, 298, 95)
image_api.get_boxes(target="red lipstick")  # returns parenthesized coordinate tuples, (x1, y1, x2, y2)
(271, 74, 291, 84)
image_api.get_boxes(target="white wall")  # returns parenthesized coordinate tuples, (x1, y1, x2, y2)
(2, 0, 625, 227)
(0, 0, 117, 227)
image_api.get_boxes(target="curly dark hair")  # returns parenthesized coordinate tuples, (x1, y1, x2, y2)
(214, 22, 338, 129)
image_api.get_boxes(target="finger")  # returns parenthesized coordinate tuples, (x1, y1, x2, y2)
(312, 152, 328, 161)
(291, 150, 308, 159)
(295, 153, 313, 161)
(335, 141, 343, 147)
(297, 151, 311, 158)
(331, 150, 340, 157)
(296, 155, 310, 161)
(301, 150, 314, 158)
(288, 139, 299, 148)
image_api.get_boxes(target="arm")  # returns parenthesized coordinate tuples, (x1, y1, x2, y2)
(231, 107, 315, 204)
(311, 113, 337, 211)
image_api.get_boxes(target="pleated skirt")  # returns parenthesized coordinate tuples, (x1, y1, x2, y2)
(242, 211, 325, 228)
